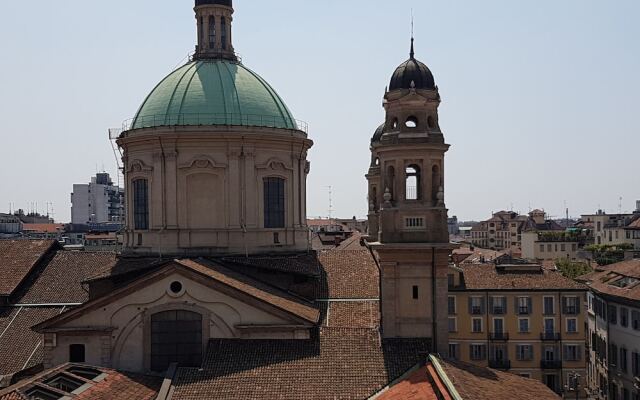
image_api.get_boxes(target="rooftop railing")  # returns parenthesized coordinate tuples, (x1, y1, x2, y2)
(118, 113, 309, 134)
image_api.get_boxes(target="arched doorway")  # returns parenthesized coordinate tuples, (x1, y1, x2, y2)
(150, 310, 203, 372)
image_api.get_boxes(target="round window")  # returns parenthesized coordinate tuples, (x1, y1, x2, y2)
(170, 281, 183, 294)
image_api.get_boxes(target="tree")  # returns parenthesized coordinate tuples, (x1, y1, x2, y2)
(555, 258, 592, 279)
(584, 244, 632, 266)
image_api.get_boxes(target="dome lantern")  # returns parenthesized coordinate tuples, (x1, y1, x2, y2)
(194, 0, 236, 61)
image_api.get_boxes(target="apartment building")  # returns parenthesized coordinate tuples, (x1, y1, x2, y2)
(582, 208, 640, 249)
(448, 258, 588, 398)
(522, 229, 592, 261)
(579, 259, 640, 400)
(471, 209, 563, 251)
(71, 172, 124, 225)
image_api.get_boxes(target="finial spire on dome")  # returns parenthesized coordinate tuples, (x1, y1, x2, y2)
(410, 10, 415, 59)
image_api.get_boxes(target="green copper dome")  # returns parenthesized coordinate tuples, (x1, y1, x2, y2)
(131, 60, 298, 131)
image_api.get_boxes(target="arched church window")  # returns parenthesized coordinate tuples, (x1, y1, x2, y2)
(208, 16, 216, 49)
(374, 157, 380, 166)
(264, 177, 285, 228)
(427, 116, 436, 129)
(150, 310, 202, 372)
(133, 179, 149, 230)
(371, 186, 378, 211)
(432, 165, 441, 204)
(405, 116, 418, 128)
(221, 17, 227, 50)
(405, 165, 420, 200)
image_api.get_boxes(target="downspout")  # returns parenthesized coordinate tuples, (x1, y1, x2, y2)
(366, 242, 384, 336)
(432, 247, 438, 354)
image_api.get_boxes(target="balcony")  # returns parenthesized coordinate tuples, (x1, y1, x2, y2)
(540, 360, 562, 369)
(490, 332, 509, 341)
(518, 307, 530, 315)
(492, 307, 506, 315)
(540, 332, 560, 341)
(488, 359, 511, 370)
(471, 306, 483, 315)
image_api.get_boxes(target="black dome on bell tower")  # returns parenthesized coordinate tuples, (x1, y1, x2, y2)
(389, 39, 436, 91)
(195, 0, 232, 6)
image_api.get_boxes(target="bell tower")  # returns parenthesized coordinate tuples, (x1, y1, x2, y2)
(194, 0, 236, 61)
(366, 39, 455, 355)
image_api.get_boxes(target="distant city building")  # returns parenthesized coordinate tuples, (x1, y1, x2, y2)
(581, 207, 640, 249)
(470, 209, 563, 251)
(448, 257, 588, 398)
(71, 173, 124, 225)
(22, 223, 65, 240)
(448, 216, 460, 235)
(578, 259, 640, 400)
(0, 213, 22, 236)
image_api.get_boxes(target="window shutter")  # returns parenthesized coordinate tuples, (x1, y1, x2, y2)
(480, 298, 486, 314)
(576, 298, 581, 314)
(481, 345, 487, 360)
(563, 345, 569, 361)
(516, 345, 522, 361)
(514, 297, 519, 314)
(469, 344, 474, 359)
(468, 297, 473, 315)
(528, 346, 534, 360)
(489, 297, 494, 314)
(527, 297, 533, 314)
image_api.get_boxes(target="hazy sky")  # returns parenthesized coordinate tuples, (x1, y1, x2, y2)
(1, 0, 639, 223)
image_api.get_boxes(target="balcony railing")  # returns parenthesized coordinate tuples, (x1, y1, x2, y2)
(471, 306, 483, 315)
(490, 332, 509, 341)
(492, 307, 506, 315)
(540, 360, 562, 369)
(540, 332, 561, 341)
(488, 359, 511, 370)
(118, 113, 309, 134)
(518, 307, 530, 315)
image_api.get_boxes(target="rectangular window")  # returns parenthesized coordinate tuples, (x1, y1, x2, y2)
(620, 307, 629, 327)
(448, 296, 456, 315)
(133, 179, 149, 230)
(448, 317, 457, 333)
(567, 318, 577, 333)
(620, 347, 628, 372)
(563, 296, 579, 315)
(610, 343, 618, 367)
(470, 297, 484, 315)
(447, 273, 455, 287)
(412, 286, 419, 299)
(472, 318, 483, 333)
(632, 352, 640, 376)
(405, 217, 425, 229)
(561, 244, 566, 251)
(543, 296, 555, 315)
(563, 344, 581, 361)
(540, 244, 545, 252)
(631, 310, 640, 330)
(518, 318, 530, 333)
(491, 296, 506, 314)
(264, 178, 285, 228)
(470, 344, 486, 360)
(449, 343, 459, 360)
(517, 296, 531, 314)
(609, 305, 618, 325)
(516, 345, 533, 361)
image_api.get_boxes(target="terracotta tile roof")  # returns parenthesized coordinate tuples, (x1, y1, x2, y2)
(219, 253, 321, 277)
(0, 363, 162, 400)
(375, 367, 441, 400)
(626, 216, 640, 229)
(323, 301, 380, 328)
(458, 263, 586, 291)
(172, 328, 430, 400)
(318, 250, 379, 299)
(0, 306, 64, 375)
(0, 240, 56, 296)
(176, 259, 320, 324)
(85, 255, 160, 282)
(21, 224, 64, 234)
(440, 359, 560, 400)
(333, 232, 366, 251)
(17, 252, 116, 304)
(577, 259, 640, 301)
(457, 248, 505, 264)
